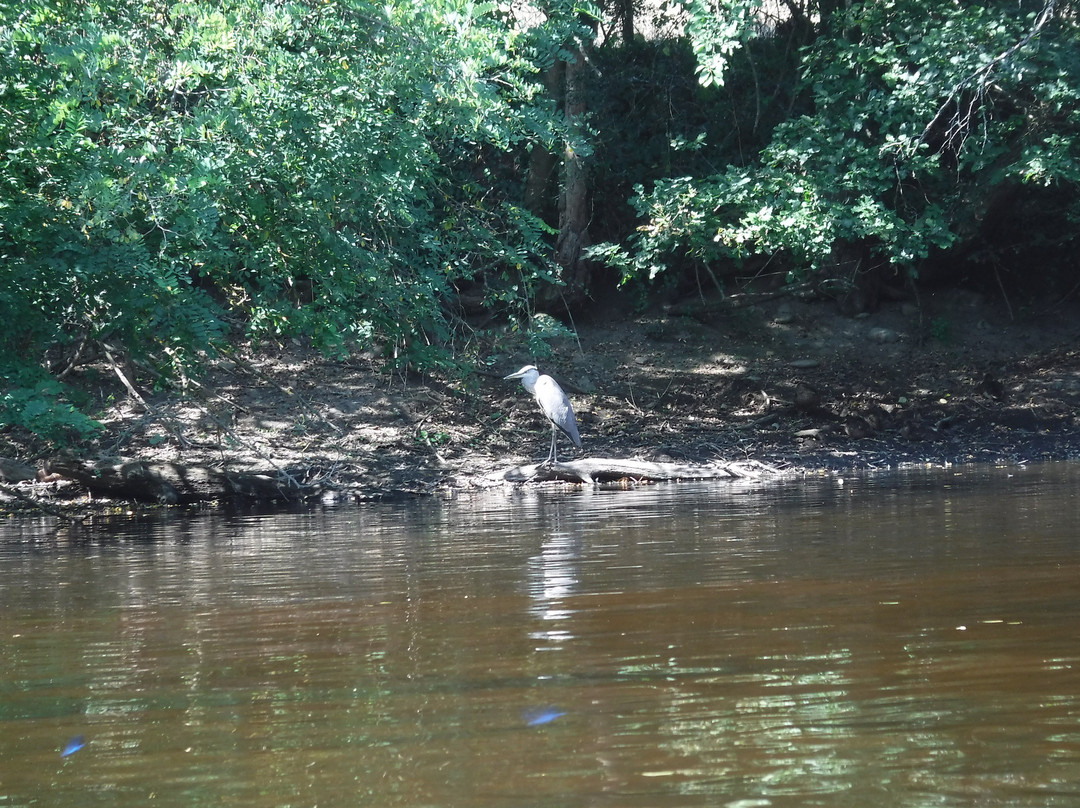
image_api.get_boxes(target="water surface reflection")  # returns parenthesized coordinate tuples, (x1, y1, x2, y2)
(2, 464, 1080, 807)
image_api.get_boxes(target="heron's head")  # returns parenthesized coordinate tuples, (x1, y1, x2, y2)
(504, 364, 541, 393)
(503, 364, 539, 382)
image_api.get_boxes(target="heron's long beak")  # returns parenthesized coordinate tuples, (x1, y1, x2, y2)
(503, 370, 524, 380)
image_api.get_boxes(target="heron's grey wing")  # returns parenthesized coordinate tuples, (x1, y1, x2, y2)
(534, 376, 582, 448)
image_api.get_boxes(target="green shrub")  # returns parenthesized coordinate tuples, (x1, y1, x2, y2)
(0, 0, 574, 441)
(1, 365, 103, 446)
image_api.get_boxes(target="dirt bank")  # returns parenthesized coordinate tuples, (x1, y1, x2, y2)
(3, 288, 1079, 514)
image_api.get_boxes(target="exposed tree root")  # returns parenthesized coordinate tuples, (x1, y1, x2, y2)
(43, 457, 325, 504)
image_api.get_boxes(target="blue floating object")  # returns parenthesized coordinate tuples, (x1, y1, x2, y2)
(523, 708, 566, 727)
(61, 735, 86, 757)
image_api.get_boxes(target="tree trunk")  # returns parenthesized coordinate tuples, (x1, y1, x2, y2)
(524, 145, 559, 219)
(552, 41, 591, 306)
(524, 61, 565, 218)
(619, 0, 634, 44)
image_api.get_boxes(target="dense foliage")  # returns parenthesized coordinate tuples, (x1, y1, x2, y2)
(0, 0, 572, 440)
(600, 0, 1080, 302)
(4, 0, 1080, 443)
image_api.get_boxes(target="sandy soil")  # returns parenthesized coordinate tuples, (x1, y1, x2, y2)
(3, 287, 1079, 511)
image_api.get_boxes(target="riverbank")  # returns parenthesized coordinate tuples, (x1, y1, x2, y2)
(2, 287, 1079, 515)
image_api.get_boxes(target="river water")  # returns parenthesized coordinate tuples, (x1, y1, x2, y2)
(2, 463, 1079, 807)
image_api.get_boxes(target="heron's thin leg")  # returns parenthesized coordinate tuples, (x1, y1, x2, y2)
(547, 425, 557, 464)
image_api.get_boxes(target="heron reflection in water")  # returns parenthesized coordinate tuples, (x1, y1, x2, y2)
(503, 365, 581, 463)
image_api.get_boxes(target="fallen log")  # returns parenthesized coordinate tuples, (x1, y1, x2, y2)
(44, 457, 322, 504)
(493, 457, 775, 486)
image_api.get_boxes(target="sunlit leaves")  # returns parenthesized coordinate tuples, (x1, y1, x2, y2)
(679, 0, 758, 87)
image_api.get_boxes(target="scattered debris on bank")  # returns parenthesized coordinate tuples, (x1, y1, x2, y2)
(3, 291, 1079, 517)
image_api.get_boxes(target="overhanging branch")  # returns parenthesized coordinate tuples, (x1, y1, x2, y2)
(917, 0, 1057, 151)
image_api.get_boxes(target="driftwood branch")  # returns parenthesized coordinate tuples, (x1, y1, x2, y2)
(493, 457, 775, 485)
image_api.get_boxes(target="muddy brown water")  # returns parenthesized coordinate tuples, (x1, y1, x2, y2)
(2, 463, 1080, 807)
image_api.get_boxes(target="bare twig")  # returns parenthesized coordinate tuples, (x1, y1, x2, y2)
(918, 0, 1057, 151)
(103, 345, 191, 448)
(129, 355, 304, 490)
(54, 335, 88, 380)
(993, 264, 1015, 321)
(0, 482, 81, 522)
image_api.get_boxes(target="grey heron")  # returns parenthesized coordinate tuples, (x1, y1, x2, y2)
(504, 364, 581, 463)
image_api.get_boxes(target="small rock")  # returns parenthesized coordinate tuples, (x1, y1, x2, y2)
(844, 416, 873, 439)
(575, 375, 597, 394)
(793, 383, 821, 412)
(867, 326, 900, 344)
(978, 373, 1005, 401)
(773, 304, 795, 324)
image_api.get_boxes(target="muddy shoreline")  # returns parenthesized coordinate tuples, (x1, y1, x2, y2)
(2, 291, 1078, 517)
